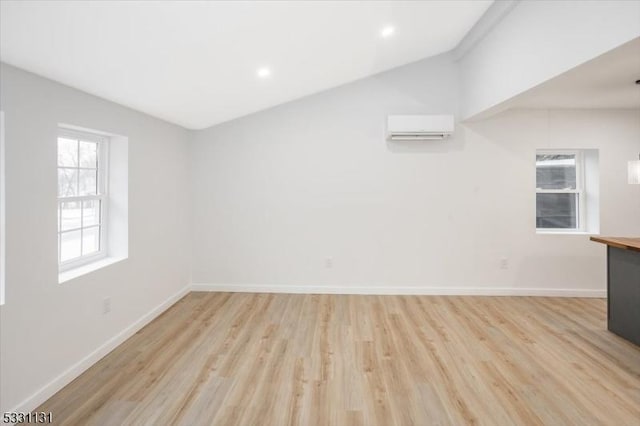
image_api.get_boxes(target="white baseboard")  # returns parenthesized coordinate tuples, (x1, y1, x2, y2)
(191, 283, 606, 298)
(7, 282, 604, 415)
(9, 284, 191, 414)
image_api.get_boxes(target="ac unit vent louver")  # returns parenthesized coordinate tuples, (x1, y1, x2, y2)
(387, 115, 454, 141)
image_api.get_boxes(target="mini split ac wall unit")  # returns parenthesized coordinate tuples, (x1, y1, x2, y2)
(387, 115, 454, 141)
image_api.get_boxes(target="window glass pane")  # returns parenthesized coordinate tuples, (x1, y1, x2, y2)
(82, 226, 100, 255)
(57, 137, 78, 167)
(61, 201, 82, 231)
(536, 154, 576, 190)
(79, 141, 97, 168)
(83, 200, 100, 227)
(60, 230, 81, 261)
(58, 168, 78, 197)
(536, 193, 578, 229)
(79, 169, 97, 196)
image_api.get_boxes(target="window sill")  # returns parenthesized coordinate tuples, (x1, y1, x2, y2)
(536, 230, 599, 236)
(59, 256, 127, 284)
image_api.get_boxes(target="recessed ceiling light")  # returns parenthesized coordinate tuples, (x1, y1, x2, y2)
(257, 67, 271, 78)
(380, 26, 395, 38)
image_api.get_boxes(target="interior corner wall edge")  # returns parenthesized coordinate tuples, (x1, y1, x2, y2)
(459, 0, 640, 120)
(3, 0, 640, 412)
(0, 63, 192, 413)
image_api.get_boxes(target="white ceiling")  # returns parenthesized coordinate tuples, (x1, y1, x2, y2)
(0, 1, 492, 129)
(507, 37, 640, 110)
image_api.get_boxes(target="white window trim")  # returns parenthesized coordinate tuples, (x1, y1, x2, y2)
(536, 149, 586, 233)
(58, 128, 109, 272)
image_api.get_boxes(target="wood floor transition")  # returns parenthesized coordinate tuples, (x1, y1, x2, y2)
(34, 293, 640, 425)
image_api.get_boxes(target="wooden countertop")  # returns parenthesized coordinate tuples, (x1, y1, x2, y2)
(590, 236, 640, 252)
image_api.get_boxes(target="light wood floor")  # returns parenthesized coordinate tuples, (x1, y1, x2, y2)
(36, 293, 640, 425)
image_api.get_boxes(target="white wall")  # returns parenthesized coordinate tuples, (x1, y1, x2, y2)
(2, 4, 640, 412)
(0, 63, 192, 412)
(459, 0, 640, 119)
(191, 54, 640, 294)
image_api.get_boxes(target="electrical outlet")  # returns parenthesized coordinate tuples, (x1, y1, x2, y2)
(500, 257, 509, 270)
(103, 297, 111, 314)
(325, 257, 333, 268)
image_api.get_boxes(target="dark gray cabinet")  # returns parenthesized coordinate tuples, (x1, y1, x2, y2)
(607, 246, 640, 346)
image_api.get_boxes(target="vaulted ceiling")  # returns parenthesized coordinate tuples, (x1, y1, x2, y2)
(0, 1, 492, 129)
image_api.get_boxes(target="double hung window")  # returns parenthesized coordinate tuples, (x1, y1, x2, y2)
(535, 150, 584, 231)
(57, 130, 108, 270)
